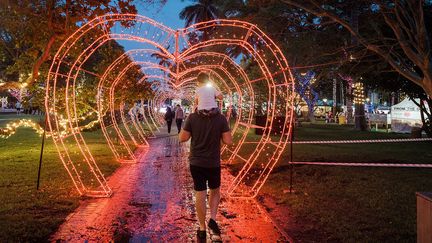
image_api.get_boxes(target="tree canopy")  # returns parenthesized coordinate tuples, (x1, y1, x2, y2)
(281, 0, 432, 97)
(0, 0, 137, 83)
(0, 0, 156, 112)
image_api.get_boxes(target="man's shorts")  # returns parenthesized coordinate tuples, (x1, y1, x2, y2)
(189, 165, 221, 191)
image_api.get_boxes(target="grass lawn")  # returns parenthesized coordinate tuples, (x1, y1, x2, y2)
(250, 123, 432, 242)
(0, 114, 120, 242)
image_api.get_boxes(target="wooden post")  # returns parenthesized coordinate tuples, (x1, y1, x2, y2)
(37, 113, 48, 190)
(289, 115, 295, 193)
(417, 192, 432, 243)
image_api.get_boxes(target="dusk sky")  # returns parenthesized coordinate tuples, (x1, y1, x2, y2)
(118, 0, 190, 51)
(136, 0, 189, 29)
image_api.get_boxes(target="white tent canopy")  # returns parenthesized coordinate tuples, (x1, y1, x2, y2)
(391, 98, 428, 133)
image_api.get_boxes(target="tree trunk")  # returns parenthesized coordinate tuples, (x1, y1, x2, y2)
(423, 77, 432, 98)
(340, 80, 344, 106)
(332, 78, 337, 122)
(31, 34, 57, 83)
(419, 103, 432, 138)
(346, 83, 353, 123)
(413, 97, 432, 138)
(307, 105, 316, 122)
(346, 3, 358, 125)
(354, 103, 367, 131)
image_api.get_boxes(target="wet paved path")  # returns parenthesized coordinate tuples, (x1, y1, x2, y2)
(52, 129, 290, 242)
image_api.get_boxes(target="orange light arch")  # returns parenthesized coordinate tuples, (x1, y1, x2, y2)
(45, 14, 295, 198)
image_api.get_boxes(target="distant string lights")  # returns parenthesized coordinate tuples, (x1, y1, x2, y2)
(0, 119, 44, 139)
(353, 82, 365, 105)
(0, 113, 99, 139)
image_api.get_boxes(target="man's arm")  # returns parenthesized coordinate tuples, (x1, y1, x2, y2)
(180, 115, 192, 142)
(179, 129, 191, 143)
(221, 131, 232, 145)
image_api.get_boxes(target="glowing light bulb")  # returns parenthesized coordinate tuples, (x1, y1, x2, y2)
(206, 82, 213, 88)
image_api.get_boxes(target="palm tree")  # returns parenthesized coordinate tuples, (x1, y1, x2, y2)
(150, 46, 172, 68)
(179, 0, 219, 27)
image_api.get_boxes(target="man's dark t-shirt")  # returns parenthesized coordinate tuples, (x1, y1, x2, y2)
(183, 112, 230, 168)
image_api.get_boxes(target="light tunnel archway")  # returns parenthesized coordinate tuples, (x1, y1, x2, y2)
(45, 14, 295, 198)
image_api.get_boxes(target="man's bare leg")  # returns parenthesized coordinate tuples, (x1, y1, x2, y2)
(195, 190, 207, 230)
(209, 187, 220, 220)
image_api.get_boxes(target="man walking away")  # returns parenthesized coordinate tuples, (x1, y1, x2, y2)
(175, 104, 185, 134)
(179, 109, 232, 242)
(164, 106, 174, 134)
(15, 101, 22, 115)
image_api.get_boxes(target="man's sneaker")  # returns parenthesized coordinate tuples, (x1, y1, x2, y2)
(208, 218, 221, 235)
(196, 230, 206, 242)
